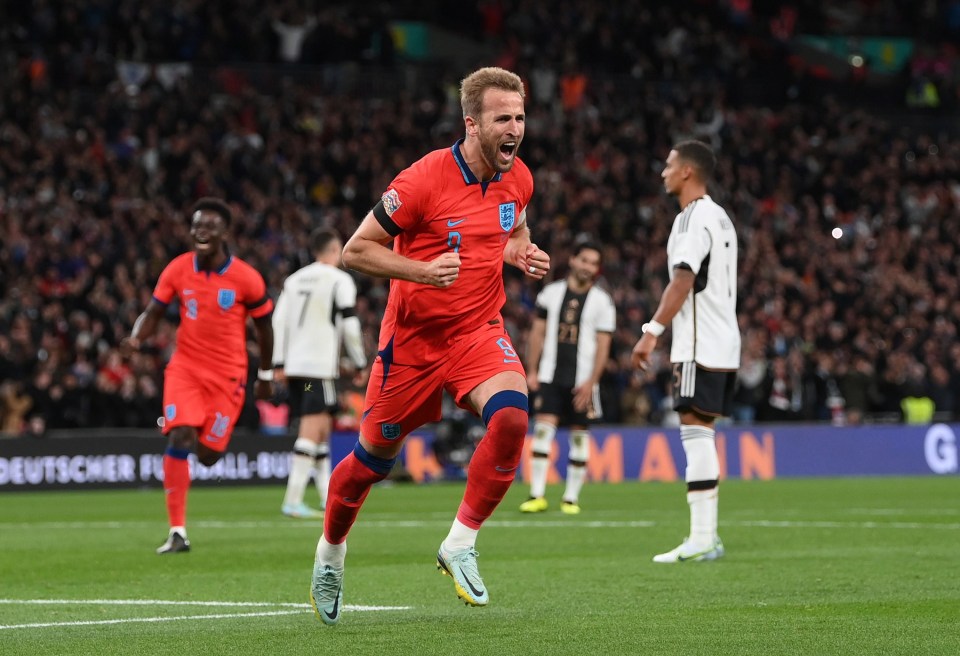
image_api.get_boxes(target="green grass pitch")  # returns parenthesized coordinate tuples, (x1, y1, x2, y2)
(1, 477, 957, 655)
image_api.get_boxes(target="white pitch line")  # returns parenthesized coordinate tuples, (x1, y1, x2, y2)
(2, 517, 959, 532)
(0, 599, 409, 611)
(738, 519, 960, 530)
(0, 609, 306, 630)
(0, 600, 412, 631)
(0, 599, 310, 607)
(0, 519, 656, 530)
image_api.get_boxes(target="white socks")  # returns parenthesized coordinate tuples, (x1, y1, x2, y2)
(687, 488, 719, 547)
(314, 442, 331, 507)
(284, 437, 317, 507)
(680, 424, 720, 547)
(529, 421, 556, 498)
(316, 535, 347, 569)
(563, 429, 590, 503)
(442, 519, 479, 553)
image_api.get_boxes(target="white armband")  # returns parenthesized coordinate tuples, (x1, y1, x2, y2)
(641, 320, 666, 337)
(257, 368, 274, 382)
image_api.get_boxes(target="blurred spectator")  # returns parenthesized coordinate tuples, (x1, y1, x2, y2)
(0, 0, 958, 430)
(757, 356, 804, 423)
(0, 381, 33, 436)
(839, 353, 881, 425)
(272, 7, 317, 63)
(731, 337, 767, 423)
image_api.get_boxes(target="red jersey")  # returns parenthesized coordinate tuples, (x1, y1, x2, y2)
(152, 252, 273, 377)
(375, 139, 534, 364)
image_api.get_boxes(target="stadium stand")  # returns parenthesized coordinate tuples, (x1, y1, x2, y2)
(0, 1, 958, 435)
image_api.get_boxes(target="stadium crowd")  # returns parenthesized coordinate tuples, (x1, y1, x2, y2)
(1, 0, 959, 436)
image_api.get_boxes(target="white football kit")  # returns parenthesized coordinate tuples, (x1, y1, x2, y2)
(272, 262, 366, 378)
(535, 280, 617, 386)
(667, 194, 740, 370)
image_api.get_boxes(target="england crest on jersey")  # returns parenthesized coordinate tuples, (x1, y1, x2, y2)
(217, 288, 236, 311)
(499, 202, 516, 231)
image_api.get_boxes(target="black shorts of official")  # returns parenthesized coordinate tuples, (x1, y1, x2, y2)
(286, 377, 339, 419)
(671, 362, 737, 418)
(532, 381, 599, 426)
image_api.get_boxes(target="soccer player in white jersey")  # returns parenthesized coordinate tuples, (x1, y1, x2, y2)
(521, 241, 615, 514)
(632, 140, 740, 563)
(273, 228, 368, 518)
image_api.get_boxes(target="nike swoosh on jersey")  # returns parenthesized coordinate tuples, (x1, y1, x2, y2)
(446, 218, 467, 227)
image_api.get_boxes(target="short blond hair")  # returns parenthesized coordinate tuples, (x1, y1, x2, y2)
(460, 67, 525, 119)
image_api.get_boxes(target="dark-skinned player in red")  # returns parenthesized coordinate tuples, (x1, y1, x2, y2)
(125, 197, 274, 554)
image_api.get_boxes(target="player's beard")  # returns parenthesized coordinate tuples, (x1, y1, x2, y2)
(480, 131, 518, 174)
(570, 268, 594, 291)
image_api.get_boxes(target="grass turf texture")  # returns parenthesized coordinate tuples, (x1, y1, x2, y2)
(1, 477, 957, 655)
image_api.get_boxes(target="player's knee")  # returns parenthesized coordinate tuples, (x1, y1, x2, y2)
(483, 390, 528, 432)
(491, 406, 527, 440)
(196, 444, 223, 467)
(351, 442, 396, 477)
(531, 421, 556, 455)
(168, 427, 197, 452)
(682, 435, 720, 484)
(569, 429, 590, 462)
(482, 391, 529, 463)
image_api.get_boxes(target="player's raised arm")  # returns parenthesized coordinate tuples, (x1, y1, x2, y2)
(342, 211, 461, 288)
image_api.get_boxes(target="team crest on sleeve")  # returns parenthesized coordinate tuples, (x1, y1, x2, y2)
(498, 202, 516, 231)
(382, 189, 403, 216)
(165, 404, 177, 421)
(217, 289, 236, 311)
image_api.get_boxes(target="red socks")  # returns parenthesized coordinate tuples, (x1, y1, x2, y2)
(162, 451, 190, 528)
(457, 406, 527, 529)
(323, 449, 391, 544)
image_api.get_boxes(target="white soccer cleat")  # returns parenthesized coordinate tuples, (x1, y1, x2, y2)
(156, 529, 190, 554)
(310, 562, 344, 625)
(652, 537, 725, 563)
(282, 502, 323, 518)
(437, 545, 489, 606)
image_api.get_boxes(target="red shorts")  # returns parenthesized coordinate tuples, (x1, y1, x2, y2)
(162, 361, 246, 453)
(361, 320, 525, 447)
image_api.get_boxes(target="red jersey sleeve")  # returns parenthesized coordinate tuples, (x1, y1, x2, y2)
(378, 158, 433, 233)
(152, 256, 184, 305)
(240, 263, 273, 318)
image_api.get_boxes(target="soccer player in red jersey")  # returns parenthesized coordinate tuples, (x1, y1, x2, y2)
(124, 198, 275, 554)
(308, 67, 550, 624)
